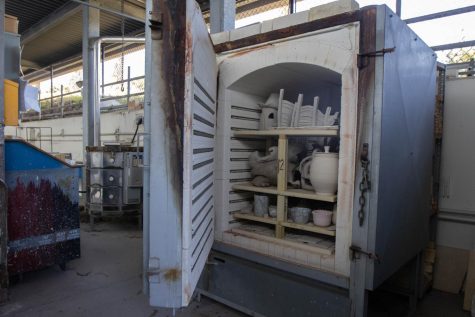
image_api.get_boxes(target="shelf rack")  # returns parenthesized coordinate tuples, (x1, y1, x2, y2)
(231, 126, 339, 249)
(232, 212, 336, 237)
(232, 183, 337, 202)
(232, 212, 277, 225)
(233, 126, 339, 137)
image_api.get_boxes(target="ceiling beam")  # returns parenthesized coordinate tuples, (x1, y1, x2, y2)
(70, 0, 145, 23)
(21, 2, 82, 45)
(21, 59, 42, 70)
(97, 0, 145, 21)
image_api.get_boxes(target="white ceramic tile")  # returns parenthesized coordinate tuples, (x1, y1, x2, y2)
(211, 31, 230, 45)
(272, 11, 309, 30)
(230, 23, 261, 41)
(308, 0, 359, 22)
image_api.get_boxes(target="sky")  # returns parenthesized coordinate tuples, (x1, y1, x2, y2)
(236, 0, 475, 48)
(39, 0, 475, 97)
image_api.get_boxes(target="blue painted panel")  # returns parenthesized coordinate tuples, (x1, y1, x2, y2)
(5, 140, 70, 171)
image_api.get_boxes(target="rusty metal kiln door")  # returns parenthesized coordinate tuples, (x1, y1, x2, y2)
(148, 0, 217, 308)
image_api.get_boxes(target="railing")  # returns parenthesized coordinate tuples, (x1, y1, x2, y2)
(15, 126, 53, 153)
(36, 66, 145, 118)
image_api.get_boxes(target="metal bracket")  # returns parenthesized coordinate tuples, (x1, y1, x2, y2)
(147, 257, 161, 283)
(358, 47, 396, 69)
(350, 245, 380, 264)
(149, 0, 163, 40)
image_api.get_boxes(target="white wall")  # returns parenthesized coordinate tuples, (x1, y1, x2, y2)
(437, 66, 475, 250)
(5, 109, 144, 163)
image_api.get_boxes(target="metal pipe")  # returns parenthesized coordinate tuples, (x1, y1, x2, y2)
(289, 0, 296, 14)
(143, 0, 152, 295)
(50, 66, 54, 108)
(70, 0, 145, 23)
(404, 5, 475, 24)
(101, 46, 105, 96)
(91, 36, 145, 146)
(60, 85, 64, 117)
(431, 40, 475, 52)
(395, 0, 401, 17)
(127, 66, 131, 105)
(0, 0, 7, 302)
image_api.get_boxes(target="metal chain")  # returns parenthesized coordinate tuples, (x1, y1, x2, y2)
(120, 0, 125, 92)
(358, 144, 371, 226)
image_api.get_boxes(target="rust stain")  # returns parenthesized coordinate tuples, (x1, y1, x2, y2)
(215, 10, 361, 53)
(163, 268, 181, 282)
(157, 0, 187, 212)
(185, 21, 193, 75)
(228, 44, 272, 58)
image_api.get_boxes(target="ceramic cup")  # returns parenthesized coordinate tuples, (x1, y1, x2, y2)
(312, 210, 332, 227)
(289, 207, 311, 224)
(268, 205, 277, 218)
(254, 194, 269, 217)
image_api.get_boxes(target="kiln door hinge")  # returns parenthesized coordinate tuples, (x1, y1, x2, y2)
(350, 245, 380, 264)
(358, 47, 396, 69)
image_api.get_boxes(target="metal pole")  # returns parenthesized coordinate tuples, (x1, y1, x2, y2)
(127, 66, 131, 105)
(50, 66, 54, 108)
(143, 0, 152, 295)
(39, 128, 42, 151)
(289, 0, 296, 14)
(0, 0, 8, 304)
(82, 1, 100, 152)
(101, 46, 105, 96)
(92, 37, 144, 147)
(210, 0, 235, 33)
(396, 0, 401, 17)
(60, 84, 64, 117)
(404, 5, 475, 24)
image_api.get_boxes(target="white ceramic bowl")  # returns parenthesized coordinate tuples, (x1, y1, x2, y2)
(312, 210, 332, 227)
(289, 207, 311, 224)
(268, 205, 277, 218)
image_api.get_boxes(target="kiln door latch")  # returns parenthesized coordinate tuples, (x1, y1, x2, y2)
(358, 47, 396, 69)
(350, 245, 381, 264)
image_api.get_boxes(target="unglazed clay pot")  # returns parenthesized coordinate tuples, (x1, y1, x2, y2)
(312, 210, 332, 227)
(254, 194, 269, 217)
(289, 207, 311, 224)
(300, 146, 338, 195)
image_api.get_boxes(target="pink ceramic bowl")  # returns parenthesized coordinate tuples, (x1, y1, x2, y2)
(312, 210, 332, 227)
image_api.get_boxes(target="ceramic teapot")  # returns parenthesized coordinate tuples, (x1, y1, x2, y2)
(299, 146, 339, 195)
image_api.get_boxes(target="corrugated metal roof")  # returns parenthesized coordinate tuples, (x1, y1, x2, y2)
(5, 0, 145, 75)
(6, 0, 70, 34)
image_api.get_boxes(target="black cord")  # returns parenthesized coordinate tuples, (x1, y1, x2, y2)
(131, 117, 143, 144)
(131, 123, 140, 144)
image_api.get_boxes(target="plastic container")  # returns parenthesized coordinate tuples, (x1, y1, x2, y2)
(4, 79, 19, 126)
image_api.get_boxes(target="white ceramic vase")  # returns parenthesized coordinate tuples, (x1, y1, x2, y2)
(301, 146, 338, 195)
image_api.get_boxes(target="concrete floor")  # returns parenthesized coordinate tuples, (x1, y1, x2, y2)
(0, 221, 244, 317)
(0, 221, 471, 317)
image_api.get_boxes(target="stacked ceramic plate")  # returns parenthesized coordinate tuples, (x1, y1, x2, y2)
(279, 100, 295, 127)
(316, 106, 340, 126)
(297, 105, 316, 127)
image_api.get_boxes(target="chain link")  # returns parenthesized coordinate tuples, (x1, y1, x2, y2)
(358, 144, 371, 226)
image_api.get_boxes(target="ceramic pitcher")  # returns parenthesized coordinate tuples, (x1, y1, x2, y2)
(299, 146, 339, 195)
